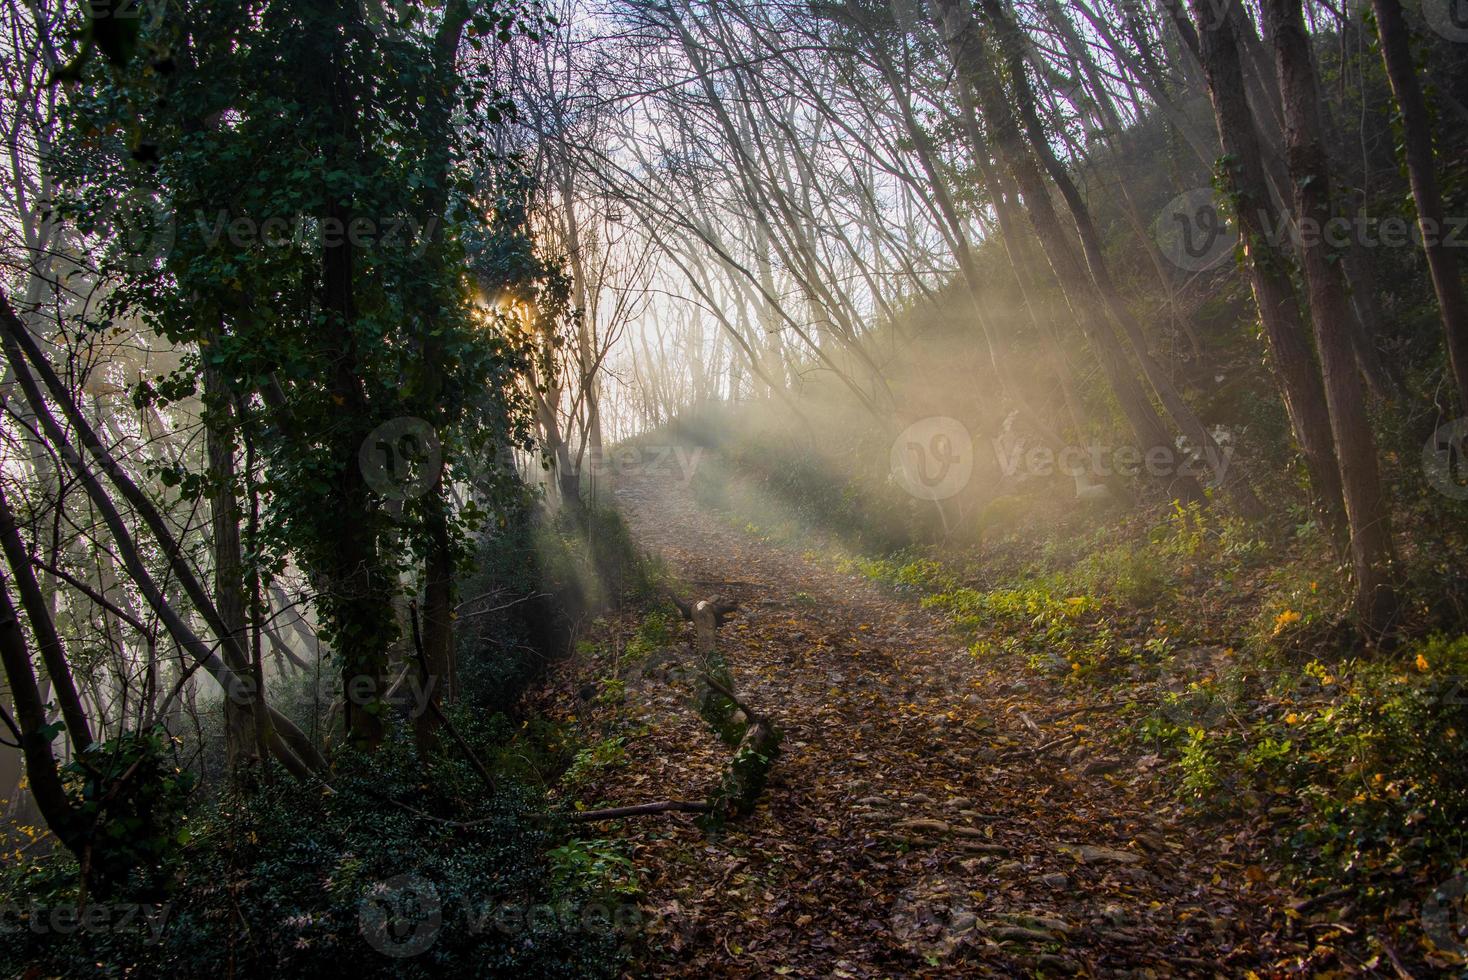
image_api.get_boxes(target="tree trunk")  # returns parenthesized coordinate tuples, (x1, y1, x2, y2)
(0, 574, 80, 857)
(1175, 0, 1350, 551)
(928, 0, 1178, 473)
(203, 354, 261, 772)
(1262, 0, 1398, 630)
(0, 485, 92, 753)
(1371, 0, 1468, 414)
(0, 289, 321, 776)
(979, 0, 1260, 515)
(415, 487, 455, 751)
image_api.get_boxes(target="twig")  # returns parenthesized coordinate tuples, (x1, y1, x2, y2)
(0, 702, 22, 747)
(407, 601, 497, 792)
(699, 670, 762, 723)
(1290, 886, 1353, 914)
(1000, 733, 1077, 760)
(561, 800, 713, 822)
(1378, 937, 1416, 980)
(453, 592, 548, 622)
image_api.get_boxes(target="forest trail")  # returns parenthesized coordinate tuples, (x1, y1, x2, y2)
(546, 468, 1299, 977)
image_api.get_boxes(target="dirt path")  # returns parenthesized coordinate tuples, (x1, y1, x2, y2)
(550, 471, 1291, 977)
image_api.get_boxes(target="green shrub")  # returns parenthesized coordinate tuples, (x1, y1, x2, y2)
(0, 723, 625, 978)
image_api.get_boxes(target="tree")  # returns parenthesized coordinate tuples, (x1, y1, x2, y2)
(1260, 0, 1398, 630)
(1370, 0, 1468, 415)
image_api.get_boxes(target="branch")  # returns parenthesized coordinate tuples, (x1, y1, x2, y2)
(562, 800, 712, 822)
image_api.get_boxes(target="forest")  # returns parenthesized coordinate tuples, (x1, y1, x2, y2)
(0, 0, 1466, 975)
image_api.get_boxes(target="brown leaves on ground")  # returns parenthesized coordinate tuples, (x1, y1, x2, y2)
(529, 472, 1374, 977)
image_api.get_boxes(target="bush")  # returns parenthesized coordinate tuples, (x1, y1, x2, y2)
(0, 724, 625, 979)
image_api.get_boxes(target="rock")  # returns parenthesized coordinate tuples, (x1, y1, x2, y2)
(1081, 758, 1124, 775)
(1033, 954, 1081, 973)
(1061, 844, 1142, 865)
(958, 841, 1009, 855)
(893, 818, 949, 834)
(992, 925, 1054, 944)
(856, 796, 889, 807)
(949, 826, 988, 838)
(1000, 913, 1071, 934)
(1041, 872, 1069, 889)
(950, 911, 978, 934)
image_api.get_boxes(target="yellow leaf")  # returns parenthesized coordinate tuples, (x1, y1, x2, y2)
(1273, 609, 1302, 635)
(1416, 653, 1430, 672)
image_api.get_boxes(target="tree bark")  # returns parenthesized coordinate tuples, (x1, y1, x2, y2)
(1370, 0, 1468, 414)
(1262, 0, 1398, 629)
(0, 572, 80, 857)
(1174, 0, 1350, 550)
(928, 0, 1178, 472)
(203, 352, 260, 772)
(979, 0, 1260, 515)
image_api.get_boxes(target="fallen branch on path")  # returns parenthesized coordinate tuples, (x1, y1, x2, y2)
(563, 800, 713, 822)
(999, 733, 1077, 761)
(563, 592, 785, 827)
